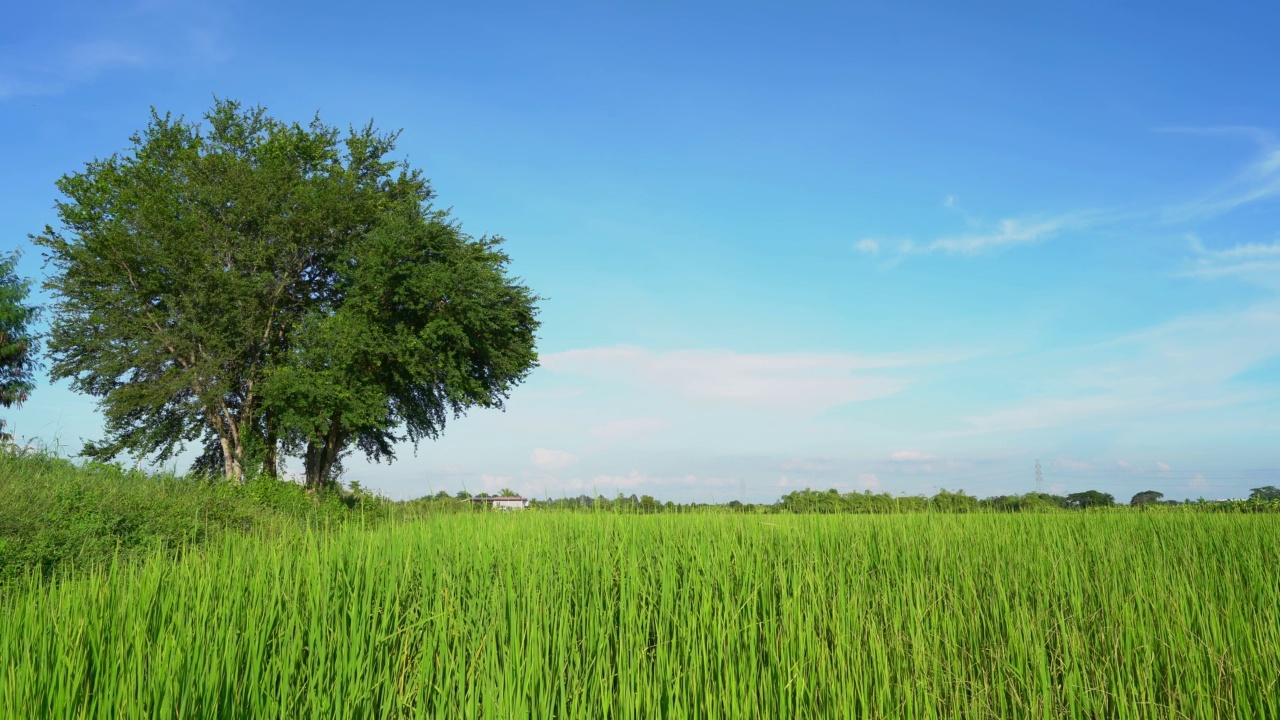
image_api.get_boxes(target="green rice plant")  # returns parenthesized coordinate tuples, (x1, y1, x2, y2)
(2, 513, 1277, 718)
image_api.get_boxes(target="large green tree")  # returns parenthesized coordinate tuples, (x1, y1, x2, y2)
(36, 99, 539, 488)
(0, 251, 40, 442)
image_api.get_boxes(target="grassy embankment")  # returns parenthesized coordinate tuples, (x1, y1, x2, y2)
(2, 452, 1277, 719)
(0, 449, 384, 587)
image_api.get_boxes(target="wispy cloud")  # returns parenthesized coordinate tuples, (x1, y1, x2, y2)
(1056, 457, 1094, 472)
(860, 214, 1082, 262)
(890, 450, 936, 462)
(589, 417, 667, 441)
(960, 302, 1280, 435)
(1160, 128, 1280, 222)
(542, 346, 967, 412)
(923, 217, 1071, 255)
(1181, 233, 1280, 281)
(780, 457, 835, 472)
(565, 470, 738, 493)
(0, 2, 228, 101)
(856, 126, 1280, 268)
(62, 41, 146, 81)
(531, 448, 578, 470)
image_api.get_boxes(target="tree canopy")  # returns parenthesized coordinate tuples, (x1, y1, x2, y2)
(35, 99, 540, 489)
(1251, 486, 1280, 502)
(1129, 490, 1164, 507)
(0, 251, 40, 442)
(1066, 490, 1115, 509)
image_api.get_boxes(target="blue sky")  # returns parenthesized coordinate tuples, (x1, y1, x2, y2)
(4, 1, 1280, 501)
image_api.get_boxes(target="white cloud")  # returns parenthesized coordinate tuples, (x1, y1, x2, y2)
(781, 457, 835, 472)
(961, 302, 1280, 435)
(1056, 457, 1094, 472)
(563, 470, 737, 493)
(1156, 461, 1172, 472)
(855, 238, 880, 254)
(777, 474, 791, 487)
(1203, 241, 1280, 260)
(964, 396, 1126, 435)
(0, 2, 228, 101)
(869, 212, 1084, 262)
(589, 417, 667, 440)
(923, 217, 1069, 255)
(857, 473, 882, 490)
(542, 346, 962, 412)
(478, 474, 517, 494)
(870, 127, 1280, 269)
(890, 450, 937, 462)
(1116, 460, 1132, 469)
(1163, 129, 1280, 221)
(530, 448, 578, 470)
(1182, 234, 1280, 282)
(62, 40, 146, 81)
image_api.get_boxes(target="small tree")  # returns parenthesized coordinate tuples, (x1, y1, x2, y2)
(1066, 490, 1115, 509)
(1129, 490, 1164, 507)
(0, 251, 39, 443)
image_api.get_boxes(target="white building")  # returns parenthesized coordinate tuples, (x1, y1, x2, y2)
(468, 496, 529, 511)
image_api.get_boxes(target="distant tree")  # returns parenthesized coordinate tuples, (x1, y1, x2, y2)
(930, 488, 979, 513)
(1066, 490, 1115, 509)
(0, 251, 39, 443)
(1249, 486, 1280, 501)
(454, 490, 472, 500)
(1130, 490, 1164, 507)
(36, 99, 539, 489)
(497, 488, 517, 498)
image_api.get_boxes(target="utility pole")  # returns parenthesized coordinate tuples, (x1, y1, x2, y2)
(1035, 459, 1043, 495)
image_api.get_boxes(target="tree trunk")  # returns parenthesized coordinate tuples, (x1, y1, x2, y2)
(261, 407, 279, 478)
(218, 435, 236, 481)
(210, 411, 244, 482)
(304, 413, 345, 492)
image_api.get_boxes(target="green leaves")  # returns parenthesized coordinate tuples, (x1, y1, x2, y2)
(0, 251, 39, 416)
(36, 98, 539, 487)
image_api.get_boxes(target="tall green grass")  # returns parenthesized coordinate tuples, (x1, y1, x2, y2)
(0, 451, 386, 585)
(3, 512, 1277, 718)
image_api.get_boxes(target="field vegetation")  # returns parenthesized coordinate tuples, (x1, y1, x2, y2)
(3, 453, 1280, 718)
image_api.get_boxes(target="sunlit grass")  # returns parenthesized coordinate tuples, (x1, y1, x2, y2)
(3, 512, 1277, 718)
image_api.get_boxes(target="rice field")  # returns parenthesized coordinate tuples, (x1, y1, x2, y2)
(3, 512, 1278, 719)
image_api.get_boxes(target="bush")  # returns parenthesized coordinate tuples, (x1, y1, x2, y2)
(0, 450, 387, 587)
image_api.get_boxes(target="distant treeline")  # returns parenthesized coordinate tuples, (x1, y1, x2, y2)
(408, 486, 1280, 514)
